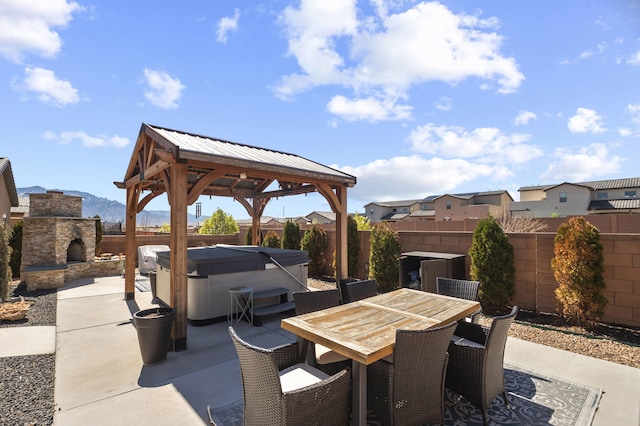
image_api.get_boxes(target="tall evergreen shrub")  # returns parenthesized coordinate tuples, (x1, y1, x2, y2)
(9, 221, 22, 279)
(301, 225, 328, 277)
(551, 217, 607, 324)
(281, 221, 301, 250)
(469, 215, 515, 314)
(0, 225, 12, 301)
(94, 215, 103, 256)
(368, 222, 401, 293)
(332, 215, 362, 279)
(347, 215, 360, 277)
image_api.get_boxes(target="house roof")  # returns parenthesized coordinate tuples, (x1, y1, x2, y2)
(0, 158, 19, 207)
(519, 177, 640, 192)
(409, 209, 435, 217)
(588, 198, 640, 211)
(426, 190, 512, 202)
(365, 199, 422, 208)
(381, 212, 410, 221)
(306, 211, 336, 221)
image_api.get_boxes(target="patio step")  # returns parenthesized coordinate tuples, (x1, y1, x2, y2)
(252, 287, 295, 326)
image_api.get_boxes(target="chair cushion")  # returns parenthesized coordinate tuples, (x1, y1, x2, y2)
(315, 344, 349, 364)
(450, 335, 485, 348)
(279, 363, 330, 393)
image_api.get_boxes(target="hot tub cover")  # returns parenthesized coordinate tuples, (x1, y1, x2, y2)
(155, 245, 309, 276)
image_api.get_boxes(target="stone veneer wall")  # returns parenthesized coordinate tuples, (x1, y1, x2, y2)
(21, 217, 96, 267)
(20, 191, 102, 290)
(23, 259, 123, 291)
(29, 191, 82, 217)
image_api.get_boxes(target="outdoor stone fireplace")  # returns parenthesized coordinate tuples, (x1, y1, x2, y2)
(20, 191, 120, 290)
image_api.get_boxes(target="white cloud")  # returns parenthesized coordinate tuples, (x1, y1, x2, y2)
(627, 103, 640, 124)
(339, 155, 494, 202)
(327, 95, 412, 121)
(578, 41, 607, 59)
(627, 50, 640, 66)
(619, 128, 632, 137)
(216, 8, 240, 44)
(408, 123, 542, 164)
(514, 110, 537, 126)
(275, 1, 523, 122)
(0, 0, 81, 63)
(434, 96, 452, 111)
(44, 130, 129, 148)
(143, 68, 185, 109)
(540, 143, 622, 182)
(14, 66, 79, 106)
(567, 107, 605, 134)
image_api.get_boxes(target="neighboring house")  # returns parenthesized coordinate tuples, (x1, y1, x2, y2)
(306, 211, 336, 224)
(364, 199, 422, 223)
(510, 177, 640, 218)
(0, 158, 19, 226)
(365, 190, 512, 223)
(10, 195, 30, 225)
(236, 216, 284, 228)
(434, 191, 513, 221)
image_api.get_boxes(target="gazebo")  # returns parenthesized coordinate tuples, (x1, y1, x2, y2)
(115, 123, 357, 350)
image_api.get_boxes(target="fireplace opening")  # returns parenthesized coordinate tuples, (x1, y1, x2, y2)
(67, 239, 86, 263)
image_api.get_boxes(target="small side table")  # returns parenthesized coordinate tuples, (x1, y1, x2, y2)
(227, 287, 253, 326)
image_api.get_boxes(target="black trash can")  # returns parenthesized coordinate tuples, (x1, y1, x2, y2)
(133, 307, 175, 365)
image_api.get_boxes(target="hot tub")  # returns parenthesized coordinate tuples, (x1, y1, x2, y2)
(155, 245, 309, 324)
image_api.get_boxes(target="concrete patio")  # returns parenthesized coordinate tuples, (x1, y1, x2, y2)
(52, 276, 639, 425)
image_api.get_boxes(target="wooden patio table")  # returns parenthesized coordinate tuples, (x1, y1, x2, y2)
(281, 288, 481, 426)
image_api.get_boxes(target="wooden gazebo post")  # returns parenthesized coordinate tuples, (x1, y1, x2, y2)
(124, 185, 139, 299)
(168, 163, 188, 351)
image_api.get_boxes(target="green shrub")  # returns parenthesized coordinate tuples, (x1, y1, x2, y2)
(262, 231, 281, 248)
(94, 215, 103, 255)
(332, 215, 362, 279)
(198, 208, 239, 234)
(301, 225, 328, 277)
(0, 225, 12, 301)
(469, 215, 515, 314)
(368, 222, 401, 293)
(281, 220, 301, 250)
(551, 217, 607, 324)
(347, 215, 360, 277)
(244, 225, 263, 245)
(9, 221, 22, 279)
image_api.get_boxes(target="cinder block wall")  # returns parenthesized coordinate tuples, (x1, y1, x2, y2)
(103, 227, 640, 327)
(327, 228, 638, 327)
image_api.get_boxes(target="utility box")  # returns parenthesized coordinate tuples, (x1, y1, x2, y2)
(399, 251, 466, 293)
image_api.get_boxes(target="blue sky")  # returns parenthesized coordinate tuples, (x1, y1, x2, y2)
(2, 1, 639, 222)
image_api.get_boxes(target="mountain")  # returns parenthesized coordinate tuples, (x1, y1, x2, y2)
(17, 186, 200, 226)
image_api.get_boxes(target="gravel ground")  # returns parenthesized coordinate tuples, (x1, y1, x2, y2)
(1, 284, 57, 426)
(0, 279, 638, 426)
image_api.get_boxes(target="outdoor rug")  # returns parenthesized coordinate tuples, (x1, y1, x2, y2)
(207, 363, 601, 425)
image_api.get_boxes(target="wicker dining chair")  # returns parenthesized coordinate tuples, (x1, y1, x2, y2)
(292, 289, 350, 375)
(346, 279, 378, 302)
(445, 306, 519, 425)
(367, 321, 458, 426)
(226, 326, 351, 426)
(436, 277, 483, 323)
